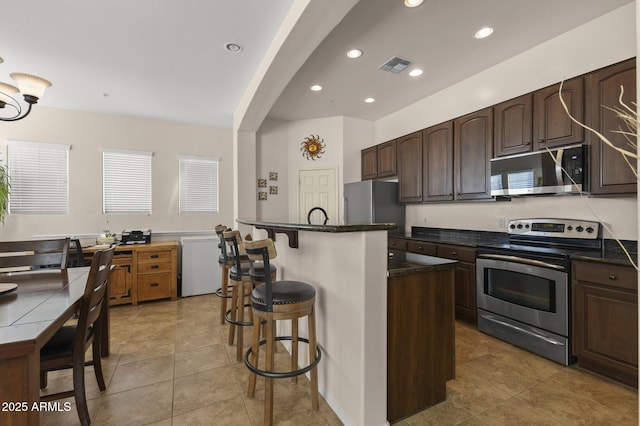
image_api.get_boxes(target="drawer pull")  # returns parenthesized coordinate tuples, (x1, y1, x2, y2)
(452, 251, 457, 256)
(151, 254, 159, 258)
(151, 265, 160, 269)
(609, 274, 617, 280)
(150, 283, 159, 287)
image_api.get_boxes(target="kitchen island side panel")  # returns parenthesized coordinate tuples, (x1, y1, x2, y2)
(259, 229, 388, 426)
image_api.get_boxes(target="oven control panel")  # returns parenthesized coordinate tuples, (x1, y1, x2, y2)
(507, 218, 600, 239)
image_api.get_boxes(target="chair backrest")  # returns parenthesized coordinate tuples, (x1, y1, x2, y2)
(215, 224, 229, 262)
(222, 230, 244, 271)
(0, 238, 70, 271)
(74, 246, 115, 356)
(243, 238, 277, 311)
(67, 239, 86, 268)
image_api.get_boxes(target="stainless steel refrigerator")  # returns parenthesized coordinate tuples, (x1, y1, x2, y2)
(344, 181, 405, 228)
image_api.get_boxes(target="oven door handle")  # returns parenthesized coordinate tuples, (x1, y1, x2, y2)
(478, 254, 566, 271)
(479, 314, 565, 346)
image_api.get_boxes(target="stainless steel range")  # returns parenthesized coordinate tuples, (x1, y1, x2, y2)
(476, 218, 601, 365)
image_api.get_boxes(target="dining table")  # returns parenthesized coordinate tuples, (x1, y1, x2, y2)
(0, 266, 110, 426)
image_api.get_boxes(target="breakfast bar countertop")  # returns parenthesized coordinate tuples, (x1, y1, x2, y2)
(237, 217, 398, 233)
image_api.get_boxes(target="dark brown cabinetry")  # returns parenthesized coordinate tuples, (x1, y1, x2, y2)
(407, 240, 436, 256)
(572, 260, 638, 388)
(397, 131, 423, 202)
(361, 146, 377, 180)
(454, 107, 493, 200)
(361, 140, 397, 180)
(532, 77, 584, 150)
(388, 237, 407, 251)
(494, 94, 533, 157)
(586, 58, 637, 195)
(387, 266, 455, 423)
(436, 244, 477, 324)
(422, 121, 454, 201)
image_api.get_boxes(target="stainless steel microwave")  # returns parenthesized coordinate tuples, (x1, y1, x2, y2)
(490, 144, 587, 196)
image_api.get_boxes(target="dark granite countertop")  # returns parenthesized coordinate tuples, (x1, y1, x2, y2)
(237, 218, 397, 233)
(387, 250, 458, 277)
(395, 227, 638, 268)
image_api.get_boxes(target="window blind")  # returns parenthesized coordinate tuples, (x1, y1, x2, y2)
(103, 149, 152, 214)
(7, 140, 70, 214)
(179, 155, 219, 213)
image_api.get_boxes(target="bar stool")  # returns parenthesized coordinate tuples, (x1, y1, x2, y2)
(214, 225, 232, 325)
(223, 230, 276, 361)
(243, 238, 321, 426)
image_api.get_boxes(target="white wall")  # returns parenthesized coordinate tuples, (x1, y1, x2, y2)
(0, 106, 234, 240)
(372, 3, 638, 240)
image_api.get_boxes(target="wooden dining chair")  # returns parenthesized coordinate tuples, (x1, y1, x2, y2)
(0, 238, 70, 272)
(39, 246, 115, 426)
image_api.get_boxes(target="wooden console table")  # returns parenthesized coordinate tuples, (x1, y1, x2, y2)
(84, 241, 178, 306)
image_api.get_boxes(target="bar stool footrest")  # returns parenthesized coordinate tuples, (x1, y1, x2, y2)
(244, 336, 322, 379)
(214, 287, 232, 299)
(224, 305, 255, 327)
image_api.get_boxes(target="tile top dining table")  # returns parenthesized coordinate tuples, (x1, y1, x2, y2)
(0, 267, 95, 426)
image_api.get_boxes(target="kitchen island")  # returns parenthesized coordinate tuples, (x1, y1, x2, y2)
(237, 218, 457, 426)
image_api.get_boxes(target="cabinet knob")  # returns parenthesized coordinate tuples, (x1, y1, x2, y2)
(150, 283, 159, 287)
(151, 265, 160, 269)
(418, 246, 423, 250)
(609, 274, 617, 280)
(452, 251, 457, 256)
(151, 254, 159, 258)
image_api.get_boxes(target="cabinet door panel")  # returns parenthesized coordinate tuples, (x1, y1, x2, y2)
(361, 146, 377, 180)
(377, 140, 397, 178)
(109, 262, 132, 304)
(494, 94, 532, 156)
(533, 77, 584, 150)
(454, 108, 493, 200)
(587, 58, 637, 194)
(423, 122, 454, 201)
(397, 132, 423, 203)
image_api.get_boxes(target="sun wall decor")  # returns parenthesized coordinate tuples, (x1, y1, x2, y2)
(300, 134, 325, 160)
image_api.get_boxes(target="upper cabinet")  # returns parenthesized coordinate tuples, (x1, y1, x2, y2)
(494, 94, 533, 157)
(361, 140, 397, 180)
(454, 107, 493, 200)
(532, 77, 584, 151)
(586, 58, 637, 195)
(397, 131, 423, 203)
(361, 146, 378, 180)
(423, 121, 454, 202)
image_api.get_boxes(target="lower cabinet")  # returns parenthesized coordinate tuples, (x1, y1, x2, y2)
(388, 237, 477, 325)
(109, 252, 134, 305)
(572, 260, 638, 388)
(436, 244, 477, 325)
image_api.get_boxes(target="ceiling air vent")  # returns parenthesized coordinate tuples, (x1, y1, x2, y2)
(379, 56, 412, 74)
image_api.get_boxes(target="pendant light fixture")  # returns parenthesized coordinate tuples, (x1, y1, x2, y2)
(0, 56, 52, 122)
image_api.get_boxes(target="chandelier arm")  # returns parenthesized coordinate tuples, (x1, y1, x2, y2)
(0, 101, 31, 122)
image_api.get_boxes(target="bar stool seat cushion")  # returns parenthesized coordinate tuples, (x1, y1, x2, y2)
(230, 262, 276, 281)
(251, 281, 316, 312)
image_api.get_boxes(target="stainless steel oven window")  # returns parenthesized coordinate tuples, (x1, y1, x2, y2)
(476, 257, 568, 336)
(484, 268, 556, 312)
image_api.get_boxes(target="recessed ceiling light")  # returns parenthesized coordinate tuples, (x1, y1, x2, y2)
(224, 42, 243, 53)
(346, 49, 363, 59)
(310, 85, 323, 92)
(404, 0, 424, 7)
(364, 97, 375, 103)
(474, 27, 494, 39)
(409, 69, 423, 77)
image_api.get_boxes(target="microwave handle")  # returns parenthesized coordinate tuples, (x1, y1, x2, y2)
(555, 148, 564, 185)
(478, 253, 566, 271)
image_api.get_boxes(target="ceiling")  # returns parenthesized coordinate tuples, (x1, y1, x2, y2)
(0, 0, 633, 128)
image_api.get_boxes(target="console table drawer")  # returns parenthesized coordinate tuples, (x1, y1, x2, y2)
(138, 250, 172, 263)
(138, 261, 172, 274)
(137, 273, 173, 301)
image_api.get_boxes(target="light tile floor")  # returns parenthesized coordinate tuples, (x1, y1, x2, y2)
(40, 294, 638, 425)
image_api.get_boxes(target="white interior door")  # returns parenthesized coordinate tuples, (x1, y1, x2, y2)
(298, 168, 337, 224)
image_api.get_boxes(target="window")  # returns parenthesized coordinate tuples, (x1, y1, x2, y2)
(179, 155, 219, 213)
(103, 149, 152, 214)
(7, 140, 69, 214)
